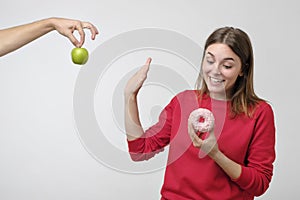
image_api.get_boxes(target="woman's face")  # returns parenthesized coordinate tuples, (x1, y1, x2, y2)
(202, 43, 243, 100)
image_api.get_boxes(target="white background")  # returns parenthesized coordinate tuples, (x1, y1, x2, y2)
(0, 0, 299, 199)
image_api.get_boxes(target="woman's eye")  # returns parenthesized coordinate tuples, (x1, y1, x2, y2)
(223, 65, 232, 69)
(206, 59, 214, 64)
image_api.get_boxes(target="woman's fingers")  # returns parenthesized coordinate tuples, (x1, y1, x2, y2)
(145, 57, 152, 66)
(188, 122, 202, 148)
(137, 57, 152, 87)
(124, 58, 152, 97)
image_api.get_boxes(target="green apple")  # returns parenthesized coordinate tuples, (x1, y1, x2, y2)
(71, 47, 89, 65)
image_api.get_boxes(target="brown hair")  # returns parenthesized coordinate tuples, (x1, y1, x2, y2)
(196, 27, 263, 117)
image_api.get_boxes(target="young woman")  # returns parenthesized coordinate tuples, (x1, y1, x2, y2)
(124, 27, 276, 199)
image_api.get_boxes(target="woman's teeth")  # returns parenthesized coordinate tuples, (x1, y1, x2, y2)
(210, 77, 224, 83)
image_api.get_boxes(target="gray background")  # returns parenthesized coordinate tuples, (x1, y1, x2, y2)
(0, 0, 299, 199)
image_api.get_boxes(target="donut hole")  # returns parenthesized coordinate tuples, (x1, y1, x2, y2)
(199, 116, 205, 123)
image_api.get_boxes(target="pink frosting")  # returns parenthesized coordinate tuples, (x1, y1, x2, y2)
(188, 108, 215, 132)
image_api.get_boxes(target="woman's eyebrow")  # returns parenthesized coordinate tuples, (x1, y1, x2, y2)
(224, 57, 235, 61)
(207, 52, 214, 57)
(207, 51, 235, 61)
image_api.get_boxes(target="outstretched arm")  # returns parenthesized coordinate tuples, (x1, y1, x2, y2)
(0, 17, 99, 57)
(124, 58, 152, 141)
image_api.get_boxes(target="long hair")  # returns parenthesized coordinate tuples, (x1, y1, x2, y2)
(196, 27, 263, 117)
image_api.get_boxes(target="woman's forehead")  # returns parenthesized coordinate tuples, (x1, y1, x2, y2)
(205, 43, 240, 61)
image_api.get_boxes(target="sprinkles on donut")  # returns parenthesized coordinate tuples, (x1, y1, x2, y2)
(188, 108, 215, 132)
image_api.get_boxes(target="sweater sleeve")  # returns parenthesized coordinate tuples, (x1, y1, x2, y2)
(127, 96, 176, 161)
(232, 103, 276, 196)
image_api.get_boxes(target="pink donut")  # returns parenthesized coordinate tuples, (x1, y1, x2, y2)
(188, 108, 215, 132)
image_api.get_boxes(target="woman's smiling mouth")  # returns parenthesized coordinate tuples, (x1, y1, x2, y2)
(209, 76, 225, 84)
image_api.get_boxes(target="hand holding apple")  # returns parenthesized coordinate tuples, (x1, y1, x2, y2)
(71, 47, 89, 65)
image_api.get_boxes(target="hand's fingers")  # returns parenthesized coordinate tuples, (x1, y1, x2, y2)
(82, 22, 99, 40)
(141, 57, 152, 74)
(67, 32, 81, 47)
(74, 21, 99, 47)
(138, 58, 152, 84)
(191, 133, 202, 148)
(206, 129, 215, 139)
(127, 57, 152, 95)
(145, 57, 152, 65)
(188, 122, 202, 148)
(75, 24, 86, 47)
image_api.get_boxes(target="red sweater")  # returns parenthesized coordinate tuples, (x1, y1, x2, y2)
(128, 90, 276, 200)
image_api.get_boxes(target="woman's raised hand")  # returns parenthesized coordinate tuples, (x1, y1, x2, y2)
(124, 57, 152, 98)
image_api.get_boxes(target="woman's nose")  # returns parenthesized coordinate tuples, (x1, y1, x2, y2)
(212, 64, 221, 75)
